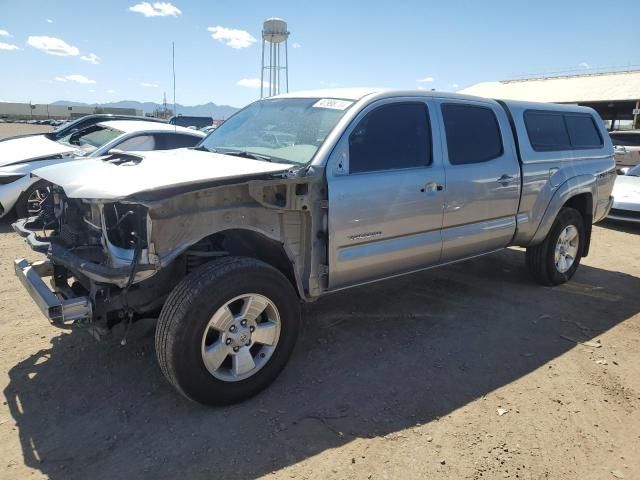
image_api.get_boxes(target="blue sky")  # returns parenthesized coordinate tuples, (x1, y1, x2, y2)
(0, 0, 638, 108)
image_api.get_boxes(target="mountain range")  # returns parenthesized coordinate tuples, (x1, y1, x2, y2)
(51, 100, 239, 119)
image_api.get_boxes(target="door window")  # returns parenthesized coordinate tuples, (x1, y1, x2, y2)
(154, 133, 202, 149)
(116, 134, 156, 151)
(349, 103, 431, 173)
(441, 104, 503, 165)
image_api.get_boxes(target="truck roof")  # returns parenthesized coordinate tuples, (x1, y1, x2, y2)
(271, 88, 599, 116)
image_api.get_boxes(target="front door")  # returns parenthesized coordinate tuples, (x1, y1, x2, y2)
(327, 99, 446, 290)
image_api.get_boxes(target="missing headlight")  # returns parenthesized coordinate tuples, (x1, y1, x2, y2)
(103, 203, 148, 249)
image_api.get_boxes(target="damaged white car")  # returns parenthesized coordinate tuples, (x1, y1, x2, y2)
(0, 120, 203, 218)
(13, 89, 615, 405)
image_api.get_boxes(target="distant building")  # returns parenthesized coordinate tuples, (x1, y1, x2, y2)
(0, 102, 142, 120)
(459, 70, 640, 129)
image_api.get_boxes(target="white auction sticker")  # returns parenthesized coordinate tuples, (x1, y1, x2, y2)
(312, 99, 353, 110)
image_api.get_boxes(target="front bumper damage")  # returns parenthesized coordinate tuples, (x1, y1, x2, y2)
(14, 258, 92, 327)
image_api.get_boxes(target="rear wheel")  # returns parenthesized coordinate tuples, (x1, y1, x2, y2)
(15, 180, 52, 219)
(155, 256, 300, 405)
(526, 207, 585, 286)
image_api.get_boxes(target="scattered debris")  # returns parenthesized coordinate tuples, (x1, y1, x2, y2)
(595, 359, 608, 365)
(611, 469, 625, 479)
(497, 408, 508, 416)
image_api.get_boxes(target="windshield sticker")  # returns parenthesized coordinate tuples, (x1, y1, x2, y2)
(312, 99, 353, 110)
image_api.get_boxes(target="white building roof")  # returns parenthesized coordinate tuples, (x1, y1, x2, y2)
(459, 70, 640, 103)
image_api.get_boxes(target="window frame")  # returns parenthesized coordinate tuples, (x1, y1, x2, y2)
(440, 102, 504, 166)
(347, 101, 433, 175)
(524, 109, 603, 152)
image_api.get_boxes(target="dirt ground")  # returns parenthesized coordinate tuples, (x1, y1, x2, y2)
(0, 123, 54, 137)
(0, 124, 639, 479)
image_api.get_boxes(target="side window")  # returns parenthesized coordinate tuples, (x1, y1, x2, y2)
(349, 103, 431, 173)
(565, 115, 603, 148)
(441, 104, 503, 165)
(524, 111, 570, 151)
(154, 133, 202, 150)
(116, 134, 156, 152)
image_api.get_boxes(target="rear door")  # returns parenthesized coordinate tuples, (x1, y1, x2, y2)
(327, 98, 446, 289)
(436, 99, 521, 261)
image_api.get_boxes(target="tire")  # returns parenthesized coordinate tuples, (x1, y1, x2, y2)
(15, 180, 51, 219)
(155, 256, 300, 406)
(526, 207, 585, 286)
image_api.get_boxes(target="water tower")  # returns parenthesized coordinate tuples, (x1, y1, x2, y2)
(260, 18, 289, 98)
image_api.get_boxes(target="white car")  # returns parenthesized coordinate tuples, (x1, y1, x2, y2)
(608, 164, 640, 223)
(0, 120, 204, 218)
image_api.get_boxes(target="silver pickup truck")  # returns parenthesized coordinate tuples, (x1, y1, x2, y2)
(13, 88, 615, 405)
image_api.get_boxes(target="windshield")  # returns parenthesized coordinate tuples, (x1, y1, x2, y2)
(198, 98, 354, 165)
(57, 125, 123, 156)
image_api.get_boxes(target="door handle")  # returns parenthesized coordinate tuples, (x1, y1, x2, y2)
(421, 182, 444, 193)
(497, 174, 516, 186)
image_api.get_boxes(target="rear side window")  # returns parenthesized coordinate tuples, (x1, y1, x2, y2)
(349, 103, 431, 173)
(610, 133, 640, 147)
(524, 112, 570, 151)
(565, 115, 602, 148)
(441, 104, 503, 165)
(525, 110, 603, 151)
(154, 133, 202, 149)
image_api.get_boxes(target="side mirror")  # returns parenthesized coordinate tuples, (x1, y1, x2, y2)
(107, 148, 124, 155)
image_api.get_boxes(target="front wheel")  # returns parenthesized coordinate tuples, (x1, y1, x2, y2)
(15, 180, 52, 219)
(526, 207, 585, 286)
(155, 256, 300, 406)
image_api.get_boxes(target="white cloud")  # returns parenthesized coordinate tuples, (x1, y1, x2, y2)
(80, 53, 100, 64)
(140, 82, 159, 87)
(579, 62, 590, 69)
(88, 89, 96, 93)
(417, 76, 434, 83)
(129, 2, 182, 17)
(450, 83, 459, 89)
(292, 42, 301, 49)
(0, 29, 11, 37)
(0, 42, 21, 51)
(46, 19, 53, 23)
(55, 74, 96, 84)
(27, 36, 79, 56)
(107, 89, 116, 94)
(237, 78, 267, 89)
(208, 26, 256, 49)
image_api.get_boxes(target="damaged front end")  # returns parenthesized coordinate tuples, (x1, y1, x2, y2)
(13, 187, 176, 331)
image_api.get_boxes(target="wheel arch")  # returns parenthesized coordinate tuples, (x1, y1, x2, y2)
(529, 175, 596, 256)
(172, 227, 304, 300)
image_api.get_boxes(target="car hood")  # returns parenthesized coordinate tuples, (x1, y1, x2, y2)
(0, 135, 78, 166)
(32, 148, 293, 200)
